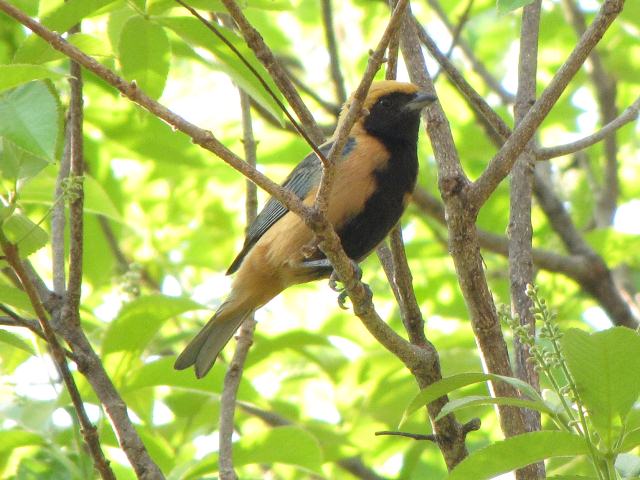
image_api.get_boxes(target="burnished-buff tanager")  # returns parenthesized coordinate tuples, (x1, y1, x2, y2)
(175, 81, 436, 377)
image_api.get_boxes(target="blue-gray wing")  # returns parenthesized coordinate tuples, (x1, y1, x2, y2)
(226, 139, 354, 274)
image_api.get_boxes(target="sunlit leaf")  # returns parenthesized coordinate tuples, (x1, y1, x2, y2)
(1, 212, 48, 257)
(435, 395, 553, 421)
(102, 294, 205, 354)
(0, 330, 36, 356)
(0, 65, 64, 94)
(448, 431, 588, 480)
(562, 327, 640, 448)
(118, 16, 170, 100)
(400, 372, 544, 426)
(0, 81, 61, 162)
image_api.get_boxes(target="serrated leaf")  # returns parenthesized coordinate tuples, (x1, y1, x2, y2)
(400, 372, 544, 427)
(448, 431, 588, 480)
(0, 137, 50, 184)
(2, 212, 49, 258)
(159, 16, 285, 123)
(0, 81, 61, 162)
(19, 168, 122, 221)
(0, 65, 65, 94)
(0, 330, 36, 356)
(562, 327, 640, 448)
(118, 16, 170, 100)
(102, 294, 205, 354)
(0, 284, 34, 314)
(234, 426, 323, 473)
(497, 0, 535, 14)
(435, 395, 553, 421)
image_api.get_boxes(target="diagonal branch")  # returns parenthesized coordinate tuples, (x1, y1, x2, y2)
(219, 0, 326, 146)
(536, 95, 639, 160)
(471, 0, 626, 207)
(0, 235, 116, 480)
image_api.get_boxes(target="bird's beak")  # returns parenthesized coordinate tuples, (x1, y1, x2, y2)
(404, 92, 438, 112)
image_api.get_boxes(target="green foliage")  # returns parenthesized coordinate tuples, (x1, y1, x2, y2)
(0, 0, 638, 478)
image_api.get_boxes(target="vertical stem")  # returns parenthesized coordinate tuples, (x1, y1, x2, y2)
(510, 2, 544, 478)
(321, 0, 347, 104)
(218, 89, 259, 480)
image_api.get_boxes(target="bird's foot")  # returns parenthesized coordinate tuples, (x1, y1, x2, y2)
(329, 260, 368, 310)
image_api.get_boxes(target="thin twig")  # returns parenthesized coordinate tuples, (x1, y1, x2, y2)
(219, 0, 325, 145)
(218, 89, 259, 480)
(562, 0, 619, 227)
(425, 0, 515, 104)
(321, 0, 347, 104)
(314, 0, 410, 215)
(175, 0, 327, 163)
(432, 0, 474, 83)
(537, 96, 639, 160)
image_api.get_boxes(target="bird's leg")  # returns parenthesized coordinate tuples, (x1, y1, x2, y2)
(299, 258, 370, 309)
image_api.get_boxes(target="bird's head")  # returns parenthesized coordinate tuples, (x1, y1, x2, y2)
(339, 80, 437, 143)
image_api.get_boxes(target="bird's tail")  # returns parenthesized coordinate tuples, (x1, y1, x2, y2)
(174, 300, 254, 378)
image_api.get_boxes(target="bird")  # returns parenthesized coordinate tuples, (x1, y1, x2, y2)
(174, 80, 436, 378)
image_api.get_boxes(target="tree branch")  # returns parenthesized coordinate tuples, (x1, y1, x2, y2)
(472, 0, 625, 207)
(535, 95, 639, 160)
(219, 0, 326, 146)
(510, 3, 544, 479)
(399, 1, 531, 443)
(424, 0, 515, 104)
(218, 90, 259, 480)
(0, 235, 116, 480)
(321, 0, 347, 104)
(561, 0, 619, 227)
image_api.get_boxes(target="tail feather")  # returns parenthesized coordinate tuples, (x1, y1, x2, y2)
(174, 303, 254, 378)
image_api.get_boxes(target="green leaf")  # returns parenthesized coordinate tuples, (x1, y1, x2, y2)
(125, 356, 259, 401)
(1, 212, 49, 258)
(118, 16, 170, 100)
(435, 395, 553, 421)
(159, 17, 285, 122)
(102, 294, 205, 354)
(496, 0, 535, 14)
(400, 372, 544, 426)
(448, 431, 589, 480)
(0, 81, 61, 162)
(0, 430, 44, 454)
(13, 32, 112, 65)
(0, 65, 65, 94)
(0, 284, 34, 314)
(562, 327, 640, 448)
(234, 426, 323, 473)
(0, 137, 51, 184)
(0, 330, 36, 356)
(621, 427, 640, 452)
(19, 168, 122, 222)
(42, 0, 119, 32)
